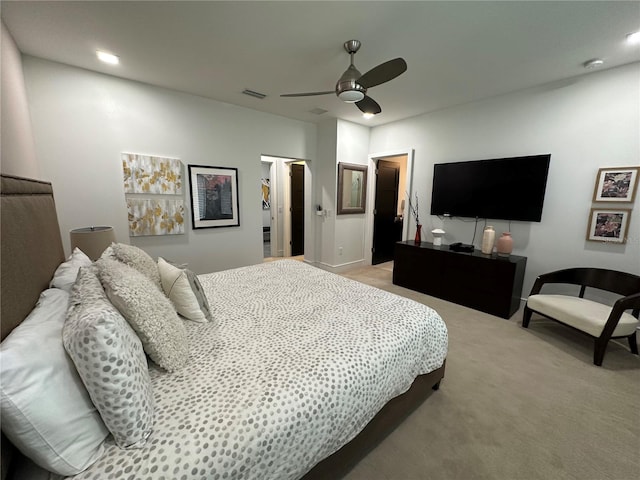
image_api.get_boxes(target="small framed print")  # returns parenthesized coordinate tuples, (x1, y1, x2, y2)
(188, 165, 240, 229)
(592, 166, 639, 203)
(586, 208, 632, 244)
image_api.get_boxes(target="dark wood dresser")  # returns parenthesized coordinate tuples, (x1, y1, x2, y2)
(393, 241, 527, 319)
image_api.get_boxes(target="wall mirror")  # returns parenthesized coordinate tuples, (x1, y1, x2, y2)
(337, 162, 367, 215)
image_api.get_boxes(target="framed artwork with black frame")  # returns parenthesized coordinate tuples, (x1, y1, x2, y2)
(188, 165, 240, 229)
(592, 166, 639, 203)
(586, 208, 631, 244)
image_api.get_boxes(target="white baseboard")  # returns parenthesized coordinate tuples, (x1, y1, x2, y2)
(311, 259, 365, 274)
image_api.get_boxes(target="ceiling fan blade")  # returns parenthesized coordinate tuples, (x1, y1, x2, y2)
(280, 91, 335, 97)
(357, 58, 407, 89)
(356, 95, 381, 114)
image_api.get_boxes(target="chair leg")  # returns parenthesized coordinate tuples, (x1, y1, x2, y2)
(628, 332, 638, 355)
(594, 338, 609, 366)
(522, 306, 532, 328)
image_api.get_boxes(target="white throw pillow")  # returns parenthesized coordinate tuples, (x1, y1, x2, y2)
(108, 243, 162, 290)
(157, 257, 212, 322)
(49, 247, 92, 291)
(0, 289, 109, 476)
(64, 267, 155, 449)
(96, 258, 188, 372)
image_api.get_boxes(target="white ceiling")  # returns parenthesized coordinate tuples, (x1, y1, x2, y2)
(3, 1, 639, 127)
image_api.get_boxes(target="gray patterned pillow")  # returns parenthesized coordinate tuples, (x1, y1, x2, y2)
(109, 243, 162, 290)
(184, 269, 213, 321)
(63, 267, 154, 449)
(96, 258, 188, 372)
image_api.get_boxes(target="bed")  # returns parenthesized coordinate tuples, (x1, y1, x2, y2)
(0, 174, 447, 480)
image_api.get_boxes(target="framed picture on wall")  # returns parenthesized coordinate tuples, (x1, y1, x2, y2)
(592, 166, 639, 203)
(337, 162, 368, 215)
(188, 165, 240, 229)
(586, 208, 632, 244)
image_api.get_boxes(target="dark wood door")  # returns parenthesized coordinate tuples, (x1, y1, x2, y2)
(290, 164, 305, 256)
(372, 159, 401, 265)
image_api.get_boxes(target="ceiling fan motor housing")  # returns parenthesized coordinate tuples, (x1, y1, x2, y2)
(336, 64, 366, 102)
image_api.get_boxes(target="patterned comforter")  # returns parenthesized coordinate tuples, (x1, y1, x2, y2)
(70, 260, 447, 480)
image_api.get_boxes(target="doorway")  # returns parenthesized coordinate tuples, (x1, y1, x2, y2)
(290, 163, 305, 257)
(366, 151, 412, 266)
(372, 159, 401, 265)
(261, 155, 310, 261)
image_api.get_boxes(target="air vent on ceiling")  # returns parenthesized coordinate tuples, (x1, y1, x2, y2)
(242, 89, 266, 99)
(309, 108, 328, 115)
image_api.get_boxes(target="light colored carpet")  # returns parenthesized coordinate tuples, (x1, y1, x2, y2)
(338, 263, 640, 480)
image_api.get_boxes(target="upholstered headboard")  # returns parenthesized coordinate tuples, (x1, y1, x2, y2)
(0, 174, 65, 341)
(0, 174, 65, 479)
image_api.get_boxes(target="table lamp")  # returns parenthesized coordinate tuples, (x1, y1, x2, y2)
(69, 226, 116, 261)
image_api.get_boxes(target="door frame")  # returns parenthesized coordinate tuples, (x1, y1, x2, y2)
(364, 148, 415, 265)
(260, 158, 279, 257)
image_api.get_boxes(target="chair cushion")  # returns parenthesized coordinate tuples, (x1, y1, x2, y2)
(527, 294, 639, 337)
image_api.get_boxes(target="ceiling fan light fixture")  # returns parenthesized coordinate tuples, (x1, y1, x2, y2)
(362, 112, 375, 119)
(336, 79, 366, 103)
(338, 90, 365, 103)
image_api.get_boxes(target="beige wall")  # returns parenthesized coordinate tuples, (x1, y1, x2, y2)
(21, 56, 317, 274)
(370, 63, 640, 293)
(1, 20, 38, 178)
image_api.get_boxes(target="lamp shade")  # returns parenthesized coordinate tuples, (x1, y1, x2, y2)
(69, 226, 116, 261)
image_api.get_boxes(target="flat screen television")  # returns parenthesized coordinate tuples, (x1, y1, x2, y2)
(430, 154, 551, 222)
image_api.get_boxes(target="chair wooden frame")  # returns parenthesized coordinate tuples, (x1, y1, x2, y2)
(522, 268, 640, 366)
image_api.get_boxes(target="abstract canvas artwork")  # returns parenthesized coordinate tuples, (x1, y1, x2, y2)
(122, 153, 183, 194)
(262, 178, 271, 210)
(121, 152, 185, 236)
(127, 198, 185, 236)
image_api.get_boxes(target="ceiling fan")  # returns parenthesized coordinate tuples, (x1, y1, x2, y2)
(280, 40, 407, 115)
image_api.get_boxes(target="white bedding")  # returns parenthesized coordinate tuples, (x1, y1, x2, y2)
(69, 260, 447, 480)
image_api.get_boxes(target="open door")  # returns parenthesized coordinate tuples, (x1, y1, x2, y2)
(290, 163, 305, 256)
(372, 159, 402, 265)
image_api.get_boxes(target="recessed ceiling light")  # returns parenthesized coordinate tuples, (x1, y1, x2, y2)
(627, 31, 640, 44)
(583, 58, 604, 69)
(362, 113, 375, 119)
(96, 50, 119, 65)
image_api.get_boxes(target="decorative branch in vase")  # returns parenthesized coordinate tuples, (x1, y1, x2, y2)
(407, 192, 422, 244)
